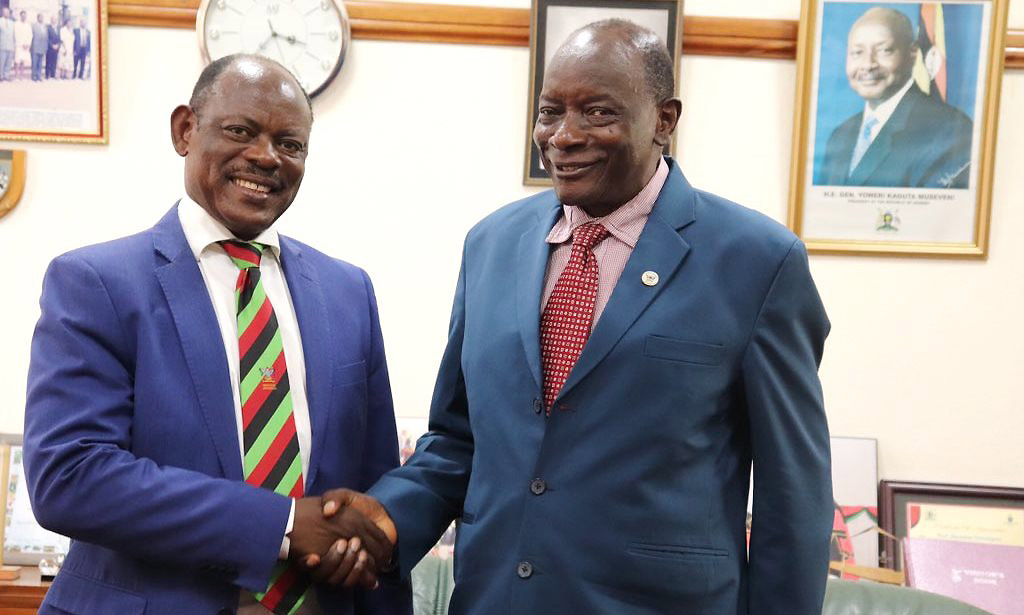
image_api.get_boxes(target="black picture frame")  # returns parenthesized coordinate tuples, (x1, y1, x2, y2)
(523, 0, 685, 185)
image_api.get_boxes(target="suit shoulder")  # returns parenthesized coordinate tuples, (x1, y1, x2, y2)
(690, 188, 800, 257)
(48, 230, 153, 278)
(278, 235, 370, 287)
(464, 190, 558, 244)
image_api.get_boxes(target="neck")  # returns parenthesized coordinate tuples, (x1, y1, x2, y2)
(577, 155, 660, 218)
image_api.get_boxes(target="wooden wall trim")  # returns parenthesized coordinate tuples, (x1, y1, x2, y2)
(108, 0, 1024, 68)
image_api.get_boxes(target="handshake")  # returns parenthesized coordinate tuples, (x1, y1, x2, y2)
(287, 489, 396, 588)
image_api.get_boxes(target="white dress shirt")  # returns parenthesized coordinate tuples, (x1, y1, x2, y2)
(177, 196, 312, 558)
(858, 76, 916, 144)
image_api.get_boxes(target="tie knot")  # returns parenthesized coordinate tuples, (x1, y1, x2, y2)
(219, 240, 264, 269)
(862, 116, 879, 136)
(571, 223, 610, 251)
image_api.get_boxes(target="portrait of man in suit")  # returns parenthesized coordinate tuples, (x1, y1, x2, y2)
(328, 18, 833, 615)
(24, 54, 411, 615)
(816, 6, 974, 189)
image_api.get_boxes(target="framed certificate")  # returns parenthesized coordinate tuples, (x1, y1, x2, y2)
(879, 480, 1024, 571)
(0, 434, 71, 566)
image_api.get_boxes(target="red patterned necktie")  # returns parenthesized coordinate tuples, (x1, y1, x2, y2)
(539, 223, 611, 414)
(220, 240, 310, 615)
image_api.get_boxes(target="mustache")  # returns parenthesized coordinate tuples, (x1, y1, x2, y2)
(226, 165, 282, 188)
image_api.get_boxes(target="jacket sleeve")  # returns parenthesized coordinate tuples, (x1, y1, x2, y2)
(24, 254, 290, 592)
(367, 245, 473, 576)
(353, 269, 413, 614)
(743, 240, 833, 615)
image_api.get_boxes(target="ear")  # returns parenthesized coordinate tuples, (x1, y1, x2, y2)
(653, 98, 682, 147)
(170, 104, 197, 158)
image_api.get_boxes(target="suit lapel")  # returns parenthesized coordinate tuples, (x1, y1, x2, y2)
(849, 85, 921, 184)
(279, 237, 333, 489)
(557, 162, 696, 401)
(152, 206, 242, 481)
(516, 197, 563, 393)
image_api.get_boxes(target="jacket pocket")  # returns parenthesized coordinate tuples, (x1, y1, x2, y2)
(627, 542, 730, 561)
(42, 569, 147, 615)
(644, 335, 725, 366)
(336, 359, 367, 387)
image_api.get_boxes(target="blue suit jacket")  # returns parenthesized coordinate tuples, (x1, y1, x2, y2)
(369, 160, 833, 614)
(817, 84, 973, 188)
(25, 207, 411, 615)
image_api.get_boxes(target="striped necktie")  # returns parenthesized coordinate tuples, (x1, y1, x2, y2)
(220, 240, 310, 615)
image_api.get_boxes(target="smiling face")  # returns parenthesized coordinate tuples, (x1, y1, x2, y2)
(533, 29, 675, 217)
(845, 11, 917, 107)
(171, 59, 312, 240)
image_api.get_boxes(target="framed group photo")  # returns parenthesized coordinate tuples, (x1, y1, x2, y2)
(787, 0, 1009, 256)
(523, 0, 684, 185)
(879, 480, 1024, 571)
(0, 0, 108, 144)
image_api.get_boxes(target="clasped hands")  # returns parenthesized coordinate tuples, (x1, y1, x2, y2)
(287, 489, 396, 589)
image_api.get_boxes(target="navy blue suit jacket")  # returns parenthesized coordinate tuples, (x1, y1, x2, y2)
(369, 160, 833, 614)
(25, 207, 411, 615)
(818, 84, 973, 188)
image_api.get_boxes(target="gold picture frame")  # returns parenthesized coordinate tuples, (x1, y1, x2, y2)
(0, 0, 110, 144)
(523, 0, 685, 186)
(787, 0, 1008, 257)
(0, 150, 26, 221)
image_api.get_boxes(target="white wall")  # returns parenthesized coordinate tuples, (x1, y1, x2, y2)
(2, 0, 1023, 489)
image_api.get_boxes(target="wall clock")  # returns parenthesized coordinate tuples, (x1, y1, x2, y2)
(196, 0, 350, 97)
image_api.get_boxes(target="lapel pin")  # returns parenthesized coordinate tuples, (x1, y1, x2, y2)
(641, 271, 659, 287)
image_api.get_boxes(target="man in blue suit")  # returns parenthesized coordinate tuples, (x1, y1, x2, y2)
(330, 19, 833, 615)
(817, 7, 973, 188)
(24, 54, 411, 615)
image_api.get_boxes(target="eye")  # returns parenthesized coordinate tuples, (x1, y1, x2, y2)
(280, 140, 306, 155)
(225, 125, 252, 138)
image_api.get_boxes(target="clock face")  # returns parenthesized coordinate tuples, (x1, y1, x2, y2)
(197, 0, 350, 97)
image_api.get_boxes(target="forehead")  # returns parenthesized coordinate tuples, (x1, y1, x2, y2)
(542, 42, 645, 100)
(849, 19, 901, 45)
(205, 66, 311, 129)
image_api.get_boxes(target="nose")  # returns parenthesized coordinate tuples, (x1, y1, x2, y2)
(547, 112, 586, 151)
(244, 135, 281, 170)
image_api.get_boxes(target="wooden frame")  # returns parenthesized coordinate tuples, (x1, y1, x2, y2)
(0, 151, 26, 221)
(879, 480, 1024, 571)
(787, 0, 1009, 257)
(0, 0, 109, 144)
(100, 0, 1024, 72)
(522, 0, 684, 185)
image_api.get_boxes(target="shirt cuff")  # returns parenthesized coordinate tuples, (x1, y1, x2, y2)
(279, 499, 295, 560)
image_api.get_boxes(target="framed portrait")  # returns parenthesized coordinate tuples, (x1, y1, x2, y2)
(787, 0, 1009, 256)
(523, 0, 684, 185)
(0, 0, 108, 144)
(879, 480, 1024, 570)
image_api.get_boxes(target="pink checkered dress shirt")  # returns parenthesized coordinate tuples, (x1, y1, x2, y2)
(541, 157, 669, 327)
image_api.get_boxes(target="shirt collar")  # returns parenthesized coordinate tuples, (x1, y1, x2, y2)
(177, 194, 281, 262)
(863, 77, 915, 128)
(546, 156, 668, 248)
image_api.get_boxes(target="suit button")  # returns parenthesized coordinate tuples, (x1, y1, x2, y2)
(517, 561, 533, 578)
(533, 398, 543, 414)
(530, 478, 546, 495)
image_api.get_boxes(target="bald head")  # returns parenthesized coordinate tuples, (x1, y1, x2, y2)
(553, 19, 675, 104)
(190, 54, 313, 119)
(845, 8, 918, 106)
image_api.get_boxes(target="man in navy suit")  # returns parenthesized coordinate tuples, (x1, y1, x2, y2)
(72, 17, 89, 79)
(330, 19, 833, 615)
(25, 54, 411, 615)
(44, 14, 59, 79)
(817, 7, 973, 188)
